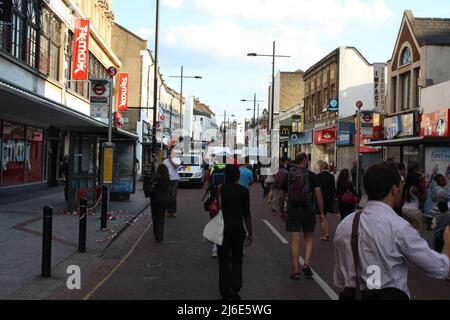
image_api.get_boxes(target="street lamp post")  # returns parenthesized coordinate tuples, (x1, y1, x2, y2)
(247, 41, 290, 131)
(170, 66, 202, 133)
(151, 0, 160, 175)
(241, 95, 264, 161)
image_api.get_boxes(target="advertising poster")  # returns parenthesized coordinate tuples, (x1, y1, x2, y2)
(425, 147, 450, 183)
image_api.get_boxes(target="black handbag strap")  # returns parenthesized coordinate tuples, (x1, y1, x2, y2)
(351, 210, 363, 300)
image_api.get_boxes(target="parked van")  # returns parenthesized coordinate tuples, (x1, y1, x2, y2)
(177, 154, 206, 188)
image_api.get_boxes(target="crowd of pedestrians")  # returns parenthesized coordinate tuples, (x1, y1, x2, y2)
(146, 149, 450, 301)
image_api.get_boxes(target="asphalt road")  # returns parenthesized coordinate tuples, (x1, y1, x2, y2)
(89, 185, 450, 300)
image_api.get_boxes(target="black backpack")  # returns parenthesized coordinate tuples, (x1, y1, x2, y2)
(210, 165, 226, 187)
(287, 167, 313, 208)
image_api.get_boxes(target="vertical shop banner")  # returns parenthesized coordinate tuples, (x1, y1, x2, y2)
(117, 73, 129, 111)
(72, 18, 90, 80)
(0, 0, 13, 25)
(374, 63, 386, 111)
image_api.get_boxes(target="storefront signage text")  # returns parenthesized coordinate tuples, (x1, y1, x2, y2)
(117, 73, 129, 112)
(314, 127, 336, 145)
(337, 122, 354, 147)
(374, 63, 386, 111)
(72, 19, 90, 81)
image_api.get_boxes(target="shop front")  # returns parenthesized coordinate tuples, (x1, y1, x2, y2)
(336, 122, 355, 172)
(0, 78, 138, 209)
(289, 130, 313, 161)
(313, 127, 336, 172)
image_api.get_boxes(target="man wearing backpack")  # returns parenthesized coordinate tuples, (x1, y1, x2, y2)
(279, 153, 325, 281)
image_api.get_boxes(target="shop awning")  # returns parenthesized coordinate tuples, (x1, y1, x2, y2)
(364, 136, 450, 147)
(0, 78, 137, 140)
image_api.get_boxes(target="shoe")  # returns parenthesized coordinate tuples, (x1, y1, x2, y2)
(303, 265, 313, 278)
(231, 289, 242, 300)
(290, 273, 301, 281)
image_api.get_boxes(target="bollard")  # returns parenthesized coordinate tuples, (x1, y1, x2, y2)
(101, 185, 109, 230)
(42, 206, 53, 278)
(79, 198, 87, 253)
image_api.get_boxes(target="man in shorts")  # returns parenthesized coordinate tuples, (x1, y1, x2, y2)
(280, 153, 325, 281)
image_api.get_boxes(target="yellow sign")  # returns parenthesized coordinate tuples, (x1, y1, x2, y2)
(103, 147, 114, 184)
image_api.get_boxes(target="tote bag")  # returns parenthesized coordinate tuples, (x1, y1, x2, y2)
(203, 210, 224, 246)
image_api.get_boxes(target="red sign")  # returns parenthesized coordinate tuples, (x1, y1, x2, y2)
(93, 83, 106, 96)
(314, 127, 336, 145)
(107, 66, 118, 77)
(356, 101, 363, 109)
(421, 109, 450, 137)
(114, 112, 124, 128)
(72, 19, 90, 81)
(117, 73, 129, 111)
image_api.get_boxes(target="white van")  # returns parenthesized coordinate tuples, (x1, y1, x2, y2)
(177, 154, 206, 188)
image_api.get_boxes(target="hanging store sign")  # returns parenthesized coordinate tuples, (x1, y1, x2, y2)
(290, 130, 313, 145)
(117, 73, 129, 112)
(337, 122, 354, 147)
(314, 127, 336, 145)
(374, 63, 386, 111)
(0, 0, 12, 25)
(292, 114, 303, 133)
(72, 18, 90, 81)
(421, 109, 450, 137)
(280, 126, 292, 137)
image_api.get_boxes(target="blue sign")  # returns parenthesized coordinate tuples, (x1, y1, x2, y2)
(385, 116, 403, 140)
(290, 130, 313, 145)
(328, 99, 339, 112)
(337, 122, 355, 146)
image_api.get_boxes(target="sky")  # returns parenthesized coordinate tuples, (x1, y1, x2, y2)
(112, 0, 450, 124)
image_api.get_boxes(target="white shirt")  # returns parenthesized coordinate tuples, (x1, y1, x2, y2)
(333, 201, 450, 298)
(163, 158, 181, 181)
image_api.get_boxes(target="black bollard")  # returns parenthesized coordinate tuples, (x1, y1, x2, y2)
(101, 185, 108, 230)
(79, 198, 87, 253)
(42, 206, 53, 278)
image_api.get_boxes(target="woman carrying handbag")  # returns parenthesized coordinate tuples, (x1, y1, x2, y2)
(337, 169, 360, 221)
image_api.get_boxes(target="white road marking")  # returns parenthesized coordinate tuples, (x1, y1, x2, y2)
(262, 219, 339, 301)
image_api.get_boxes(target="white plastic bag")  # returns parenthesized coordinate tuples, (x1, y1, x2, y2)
(203, 210, 224, 245)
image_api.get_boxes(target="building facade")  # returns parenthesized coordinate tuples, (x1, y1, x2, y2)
(0, 0, 126, 198)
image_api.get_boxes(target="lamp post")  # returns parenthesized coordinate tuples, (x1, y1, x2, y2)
(242, 95, 264, 159)
(151, 0, 160, 175)
(170, 66, 202, 133)
(247, 41, 290, 131)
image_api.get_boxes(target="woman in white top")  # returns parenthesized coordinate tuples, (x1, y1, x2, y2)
(402, 173, 424, 232)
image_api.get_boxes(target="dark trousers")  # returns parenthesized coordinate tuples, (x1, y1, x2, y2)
(151, 196, 167, 241)
(167, 180, 179, 214)
(217, 234, 244, 298)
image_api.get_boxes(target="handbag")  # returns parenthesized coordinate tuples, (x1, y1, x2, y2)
(340, 189, 360, 204)
(203, 186, 221, 217)
(203, 210, 224, 245)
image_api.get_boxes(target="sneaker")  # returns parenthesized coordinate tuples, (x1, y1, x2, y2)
(211, 245, 218, 258)
(303, 265, 313, 278)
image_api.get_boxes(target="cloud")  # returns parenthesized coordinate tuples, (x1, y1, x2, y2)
(191, 0, 393, 30)
(135, 28, 155, 39)
(162, 0, 185, 9)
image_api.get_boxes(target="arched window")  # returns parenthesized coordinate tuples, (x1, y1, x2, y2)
(401, 47, 412, 66)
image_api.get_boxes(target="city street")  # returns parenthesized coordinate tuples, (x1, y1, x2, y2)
(86, 185, 450, 301)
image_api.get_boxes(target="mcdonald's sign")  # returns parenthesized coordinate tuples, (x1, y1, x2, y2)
(280, 126, 292, 137)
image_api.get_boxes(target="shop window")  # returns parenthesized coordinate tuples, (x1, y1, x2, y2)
(2, 122, 25, 186)
(25, 126, 44, 183)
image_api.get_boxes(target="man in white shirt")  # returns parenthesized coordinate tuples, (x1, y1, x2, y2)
(334, 163, 450, 300)
(163, 148, 181, 218)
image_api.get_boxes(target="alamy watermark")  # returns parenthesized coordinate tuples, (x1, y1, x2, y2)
(66, 265, 81, 290)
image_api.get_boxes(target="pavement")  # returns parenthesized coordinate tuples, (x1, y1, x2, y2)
(0, 184, 150, 300)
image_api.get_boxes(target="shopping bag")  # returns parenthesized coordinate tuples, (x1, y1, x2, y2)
(203, 210, 224, 245)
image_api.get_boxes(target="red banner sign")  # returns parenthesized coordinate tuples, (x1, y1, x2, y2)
(314, 127, 336, 145)
(421, 109, 450, 137)
(72, 19, 90, 80)
(117, 73, 129, 111)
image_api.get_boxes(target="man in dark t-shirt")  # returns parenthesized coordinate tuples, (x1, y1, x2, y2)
(279, 153, 325, 281)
